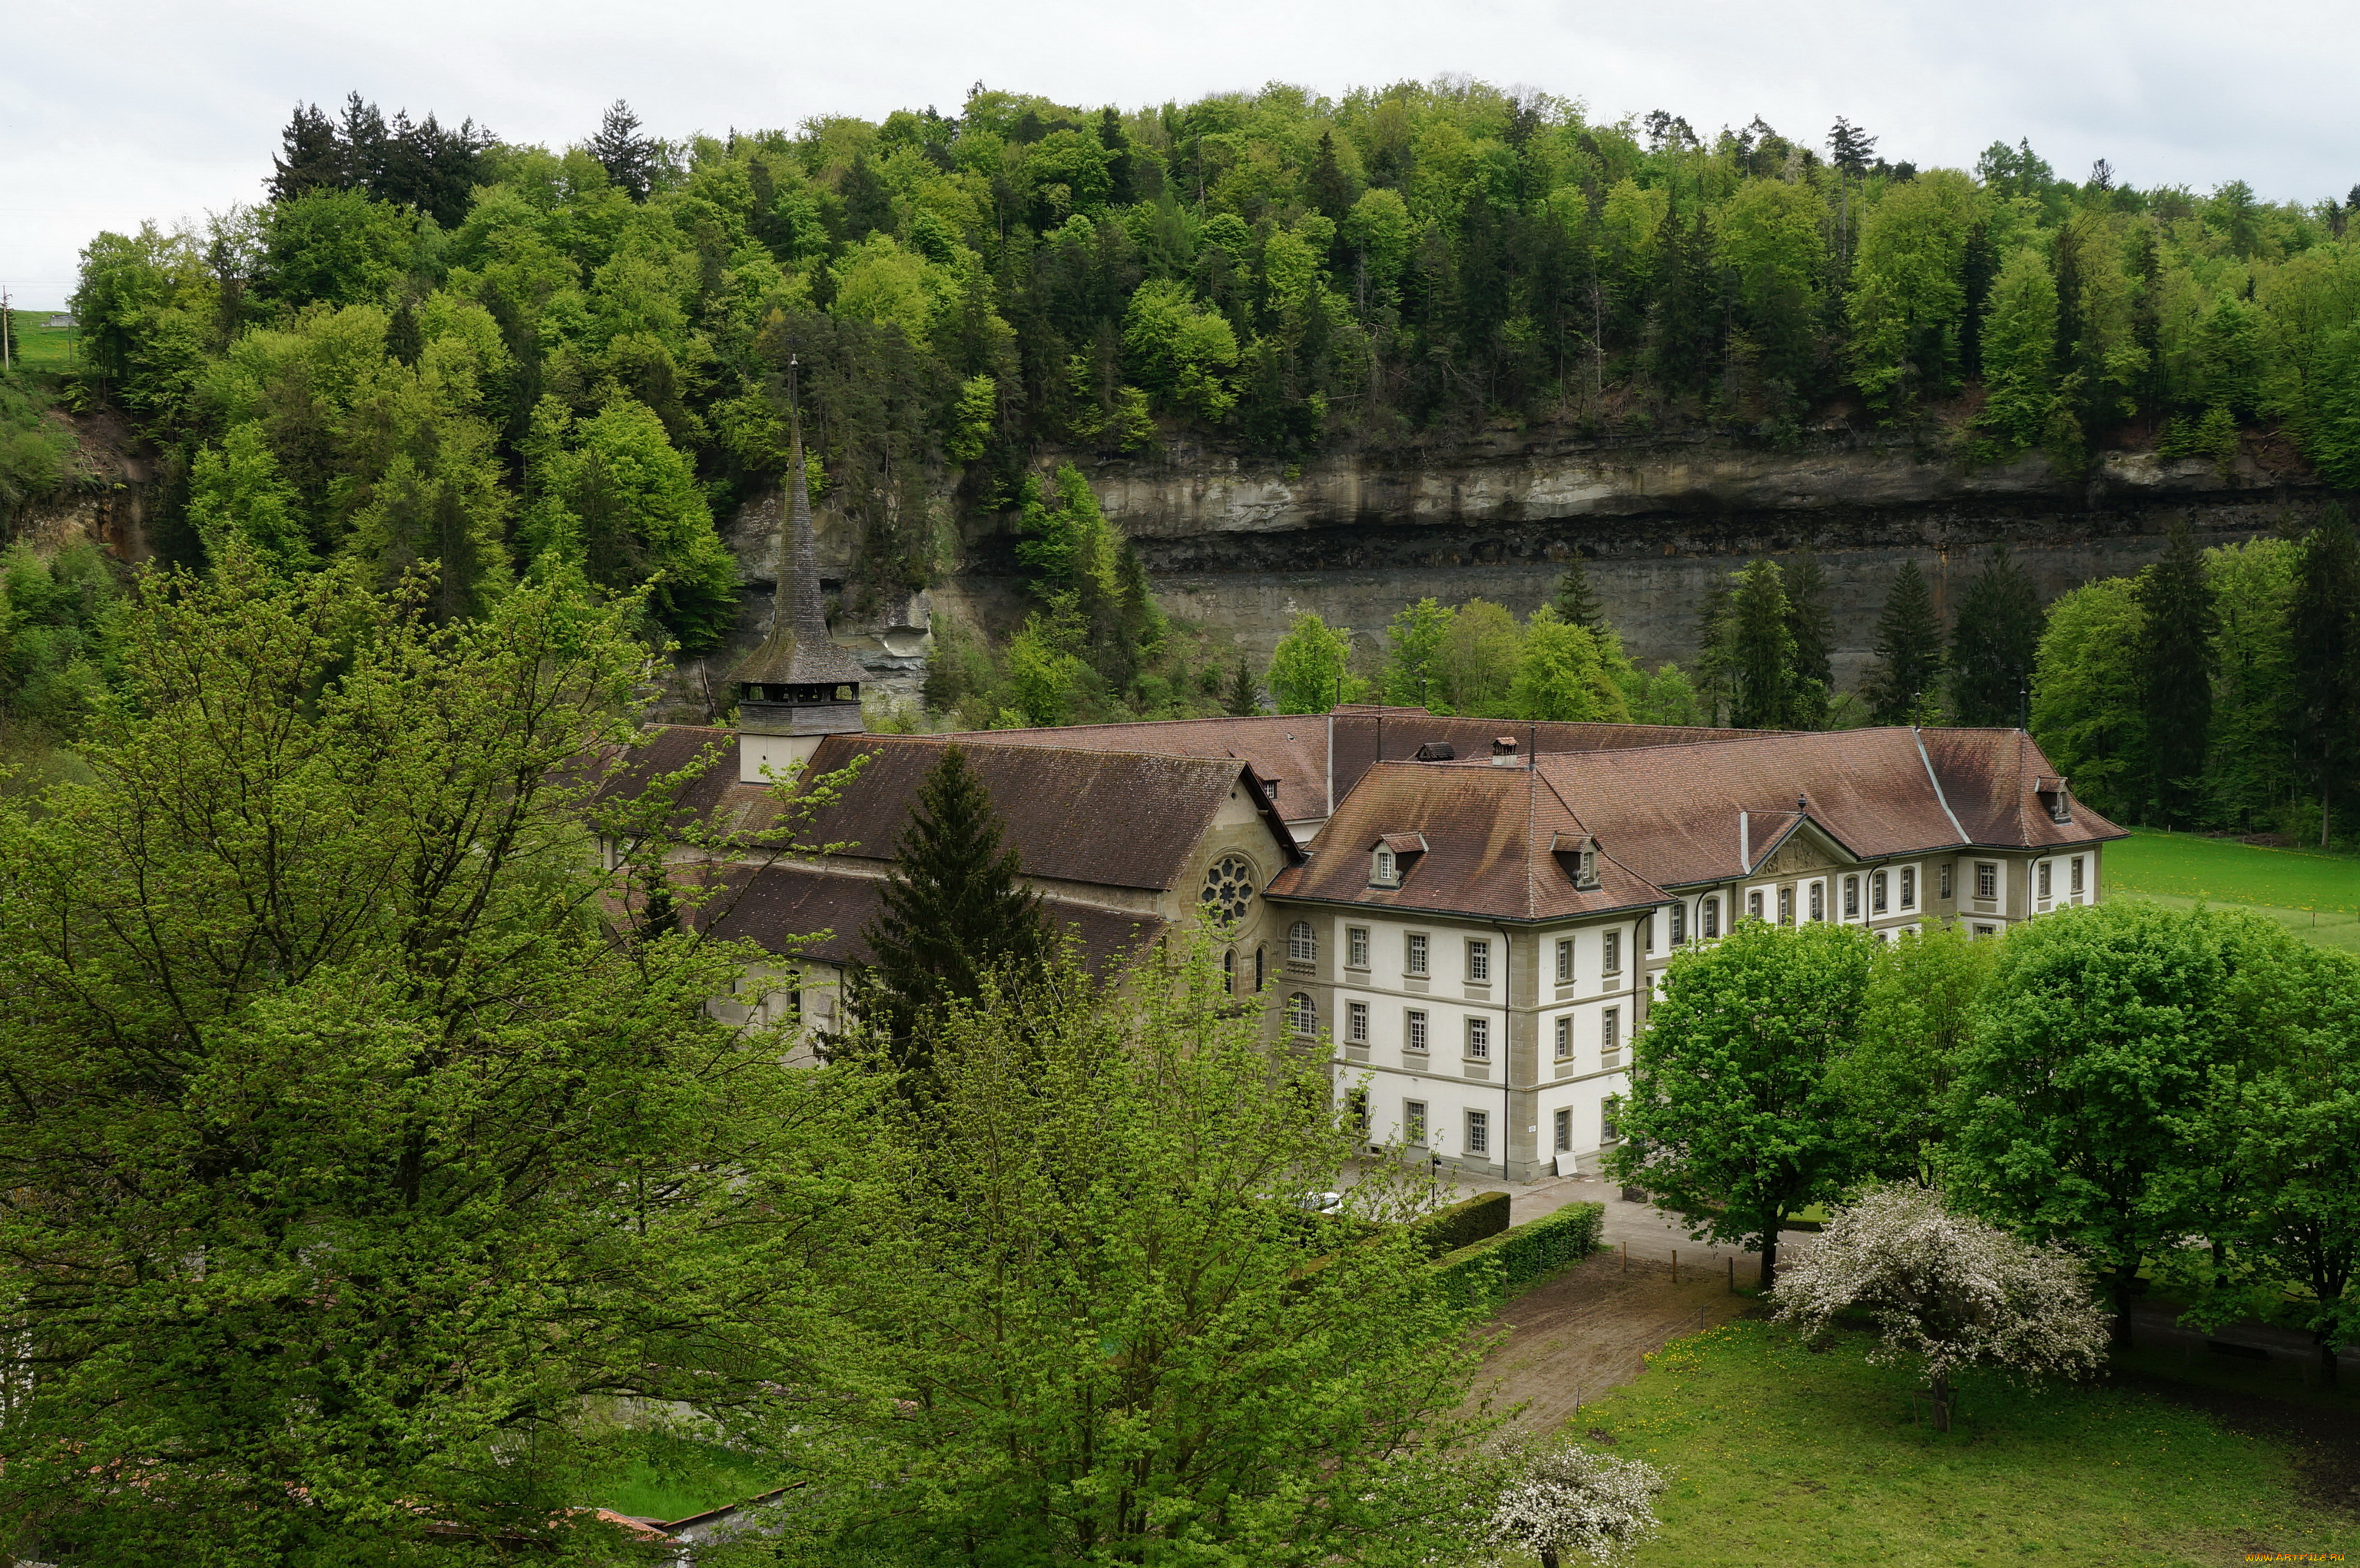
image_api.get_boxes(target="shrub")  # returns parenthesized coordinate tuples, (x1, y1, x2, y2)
(1410, 1189, 1511, 1258)
(1433, 1202, 1606, 1311)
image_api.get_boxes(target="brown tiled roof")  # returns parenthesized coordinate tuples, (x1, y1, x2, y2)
(1528, 727, 2125, 890)
(588, 725, 803, 843)
(1266, 761, 1667, 923)
(797, 734, 1300, 890)
(948, 709, 1753, 824)
(694, 862, 1161, 972)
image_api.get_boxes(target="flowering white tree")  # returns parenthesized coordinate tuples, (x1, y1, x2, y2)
(1770, 1184, 2110, 1430)
(1483, 1444, 1668, 1566)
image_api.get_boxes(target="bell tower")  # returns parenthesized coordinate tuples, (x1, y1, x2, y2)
(730, 361, 867, 784)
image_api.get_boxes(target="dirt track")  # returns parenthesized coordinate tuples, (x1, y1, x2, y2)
(1470, 1249, 1762, 1432)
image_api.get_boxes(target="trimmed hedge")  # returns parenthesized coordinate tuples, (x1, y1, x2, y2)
(1408, 1190, 1511, 1258)
(1432, 1201, 1606, 1311)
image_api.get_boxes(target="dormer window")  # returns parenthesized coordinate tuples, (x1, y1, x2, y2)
(1369, 832, 1425, 888)
(2036, 775, 2073, 824)
(1550, 831, 1601, 890)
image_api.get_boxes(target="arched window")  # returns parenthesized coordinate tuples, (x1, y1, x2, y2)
(1284, 992, 1316, 1035)
(1255, 946, 1265, 991)
(1222, 948, 1237, 994)
(1288, 920, 1317, 963)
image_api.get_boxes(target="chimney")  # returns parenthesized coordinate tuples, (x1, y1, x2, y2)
(1490, 735, 1520, 767)
(726, 357, 870, 784)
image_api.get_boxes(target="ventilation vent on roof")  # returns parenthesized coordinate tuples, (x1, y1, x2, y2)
(1414, 741, 1456, 761)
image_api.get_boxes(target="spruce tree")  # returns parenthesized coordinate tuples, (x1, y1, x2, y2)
(267, 101, 346, 203)
(2134, 519, 2219, 825)
(1783, 549, 1834, 729)
(1552, 555, 1606, 633)
(852, 745, 1052, 1082)
(2289, 511, 2360, 844)
(1223, 658, 1261, 716)
(588, 99, 658, 202)
(1948, 545, 2043, 725)
(1862, 560, 1945, 724)
(1728, 559, 1799, 730)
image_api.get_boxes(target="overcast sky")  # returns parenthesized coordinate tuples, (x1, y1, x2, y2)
(5, 0, 2355, 308)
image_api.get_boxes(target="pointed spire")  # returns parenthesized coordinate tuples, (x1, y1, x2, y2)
(729, 357, 867, 694)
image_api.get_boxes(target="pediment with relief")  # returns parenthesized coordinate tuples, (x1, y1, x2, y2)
(1755, 823, 1853, 878)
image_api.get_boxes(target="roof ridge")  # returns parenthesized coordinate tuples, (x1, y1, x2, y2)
(1913, 726, 1971, 845)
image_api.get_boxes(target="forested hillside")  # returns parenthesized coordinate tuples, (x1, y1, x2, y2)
(58, 84, 2360, 628)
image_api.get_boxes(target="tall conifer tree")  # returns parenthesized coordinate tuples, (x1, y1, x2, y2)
(1551, 555, 1606, 633)
(1783, 549, 1834, 728)
(851, 746, 1052, 1082)
(1949, 545, 2043, 726)
(2290, 512, 2360, 844)
(1728, 559, 1800, 730)
(1862, 560, 1945, 724)
(2135, 520, 2219, 824)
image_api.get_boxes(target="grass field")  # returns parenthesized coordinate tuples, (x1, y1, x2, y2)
(1552, 1319, 2356, 1566)
(4, 310, 76, 373)
(580, 1434, 778, 1522)
(2106, 827, 2360, 955)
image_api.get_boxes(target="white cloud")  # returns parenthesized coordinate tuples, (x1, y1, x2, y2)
(3, 0, 2353, 308)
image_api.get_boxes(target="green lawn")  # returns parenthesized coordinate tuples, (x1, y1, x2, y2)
(2106, 828, 2360, 955)
(1547, 1320, 2356, 1566)
(578, 1434, 779, 1523)
(5, 310, 76, 372)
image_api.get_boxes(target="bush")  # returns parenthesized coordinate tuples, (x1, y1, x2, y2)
(1409, 1189, 1511, 1258)
(1433, 1201, 1606, 1311)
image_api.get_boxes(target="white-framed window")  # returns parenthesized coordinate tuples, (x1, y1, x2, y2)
(1641, 913, 1655, 953)
(1466, 938, 1491, 983)
(1405, 1009, 1429, 1052)
(1465, 1109, 1490, 1156)
(1748, 889, 1764, 921)
(2037, 860, 2052, 899)
(1406, 932, 1430, 976)
(1405, 1099, 1428, 1143)
(1701, 897, 1719, 938)
(1556, 938, 1574, 983)
(1554, 1106, 1573, 1152)
(1553, 1015, 1573, 1059)
(2070, 856, 2085, 895)
(1602, 1007, 1620, 1056)
(1844, 874, 1860, 918)
(1601, 1097, 1622, 1144)
(1603, 930, 1622, 974)
(1466, 1016, 1491, 1059)
(1288, 920, 1316, 963)
(1284, 992, 1315, 1035)
(1346, 1000, 1369, 1043)
(1872, 870, 1889, 913)
(1670, 903, 1686, 944)
(1974, 923, 1997, 939)
(1778, 886, 1794, 925)
(1808, 881, 1825, 922)
(1347, 925, 1370, 969)
(1373, 847, 1397, 885)
(1976, 862, 1998, 900)
(1901, 867, 1917, 910)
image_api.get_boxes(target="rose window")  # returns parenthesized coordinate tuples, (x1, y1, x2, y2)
(1199, 854, 1256, 924)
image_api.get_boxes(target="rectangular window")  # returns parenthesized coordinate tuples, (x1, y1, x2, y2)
(1976, 862, 1998, 900)
(1347, 1001, 1369, 1044)
(1556, 938, 1574, 983)
(1602, 1007, 1621, 1055)
(1808, 881, 1825, 922)
(1603, 930, 1622, 974)
(1601, 1097, 1622, 1144)
(2037, 861, 2052, 899)
(1778, 886, 1794, 925)
(1670, 903, 1686, 944)
(1347, 926, 1370, 969)
(1553, 1015, 1573, 1059)
(1347, 1088, 1368, 1135)
(1872, 870, 1889, 913)
(1554, 1106, 1573, 1152)
(1748, 889, 1763, 921)
(1844, 874, 1859, 918)
(1641, 913, 1655, 953)
(2070, 856, 2085, 894)
(1974, 923, 1997, 939)
(1404, 1009, 1429, 1052)
(1466, 1016, 1490, 1059)
(1405, 1099, 1427, 1143)
(1466, 1109, 1490, 1156)
(1466, 939, 1491, 983)
(1941, 863, 1954, 900)
(1901, 867, 1917, 909)
(1406, 932, 1429, 976)
(1701, 897, 1719, 938)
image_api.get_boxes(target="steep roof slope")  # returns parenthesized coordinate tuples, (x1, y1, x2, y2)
(694, 863, 1160, 970)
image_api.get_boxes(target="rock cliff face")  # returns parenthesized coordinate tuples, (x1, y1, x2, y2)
(920, 428, 2328, 693)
